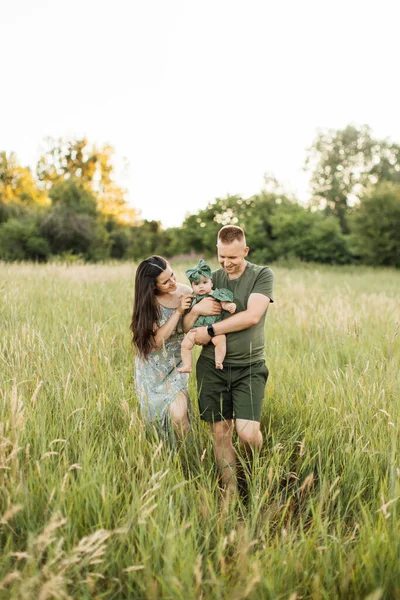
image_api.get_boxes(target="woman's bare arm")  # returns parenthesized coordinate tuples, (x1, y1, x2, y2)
(153, 294, 192, 349)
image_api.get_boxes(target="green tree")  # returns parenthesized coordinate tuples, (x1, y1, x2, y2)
(179, 193, 278, 257)
(243, 193, 280, 263)
(270, 204, 350, 264)
(49, 178, 97, 215)
(306, 125, 400, 233)
(36, 138, 136, 224)
(37, 138, 101, 189)
(40, 179, 110, 259)
(0, 218, 50, 261)
(350, 182, 400, 267)
(126, 220, 165, 260)
(177, 190, 351, 265)
(40, 207, 96, 256)
(105, 219, 131, 259)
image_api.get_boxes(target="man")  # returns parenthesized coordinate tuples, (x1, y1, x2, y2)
(183, 225, 274, 490)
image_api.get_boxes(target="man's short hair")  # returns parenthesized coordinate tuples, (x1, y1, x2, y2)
(217, 225, 245, 244)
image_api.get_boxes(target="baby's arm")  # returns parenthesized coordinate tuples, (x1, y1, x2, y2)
(220, 301, 236, 314)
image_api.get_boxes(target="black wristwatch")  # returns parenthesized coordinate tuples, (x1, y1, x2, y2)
(207, 325, 216, 338)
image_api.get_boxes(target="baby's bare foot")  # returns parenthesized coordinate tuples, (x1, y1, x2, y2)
(215, 362, 223, 370)
(177, 365, 192, 373)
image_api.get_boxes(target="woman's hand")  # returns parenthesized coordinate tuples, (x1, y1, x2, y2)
(177, 294, 193, 314)
(191, 297, 222, 317)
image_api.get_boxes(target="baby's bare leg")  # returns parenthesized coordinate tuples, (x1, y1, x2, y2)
(177, 330, 197, 373)
(212, 334, 227, 370)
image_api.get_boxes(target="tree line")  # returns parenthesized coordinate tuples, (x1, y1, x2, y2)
(1, 126, 399, 267)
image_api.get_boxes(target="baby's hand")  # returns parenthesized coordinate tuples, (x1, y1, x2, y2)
(225, 302, 236, 314)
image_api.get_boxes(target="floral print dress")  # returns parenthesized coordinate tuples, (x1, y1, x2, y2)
(134, 305, 189, 431)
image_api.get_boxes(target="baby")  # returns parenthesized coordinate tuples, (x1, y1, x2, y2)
(177, 259, 236, 372)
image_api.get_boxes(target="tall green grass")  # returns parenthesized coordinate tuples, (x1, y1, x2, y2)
(0, 262, 399, 599)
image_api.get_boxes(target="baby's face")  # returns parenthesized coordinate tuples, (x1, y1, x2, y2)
(191, 276, 213, 295)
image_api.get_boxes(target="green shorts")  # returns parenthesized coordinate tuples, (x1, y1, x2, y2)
(196, 355, 269, 423)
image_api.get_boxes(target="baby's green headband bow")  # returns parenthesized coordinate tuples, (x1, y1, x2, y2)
(185, 259, 212, 283)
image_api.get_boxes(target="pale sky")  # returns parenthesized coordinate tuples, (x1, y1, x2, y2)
(1, 0, 400, 227)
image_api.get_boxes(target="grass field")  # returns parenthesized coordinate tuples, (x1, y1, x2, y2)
(0, 261, 399, 599)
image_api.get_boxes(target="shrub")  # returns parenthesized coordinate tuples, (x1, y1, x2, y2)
(0, 218, 50, 261)
(350, 183, 400, 267)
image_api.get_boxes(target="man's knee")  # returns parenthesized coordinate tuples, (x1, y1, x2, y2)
(236, 420, 262, 447)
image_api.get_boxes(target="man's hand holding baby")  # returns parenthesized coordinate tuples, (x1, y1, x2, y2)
(191, 297, 221, 317)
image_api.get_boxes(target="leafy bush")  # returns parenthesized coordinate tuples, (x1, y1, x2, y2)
(350, 183, 400, 267)
(49, 178, 97, 215)
(40, 206, 97, 256)
(270, 205, 351, 264)
(0, 218, 50, 261)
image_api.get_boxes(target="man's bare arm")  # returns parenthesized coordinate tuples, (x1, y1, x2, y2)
(194, 293, 271, 343)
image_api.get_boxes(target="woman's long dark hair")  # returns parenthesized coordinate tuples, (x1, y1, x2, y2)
(131, 255, 168, 359)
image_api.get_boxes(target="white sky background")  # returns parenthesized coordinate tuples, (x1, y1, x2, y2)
(1, 0, 400, 227)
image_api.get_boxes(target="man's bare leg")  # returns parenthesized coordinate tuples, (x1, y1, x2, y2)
(235, 419, 263, 451)
(235, 419, 262, 499)
(212, 334, 227, 370)
(210, 420, 237, 491)
(169, 391, 190, 439)
(177, 330, 197, 373)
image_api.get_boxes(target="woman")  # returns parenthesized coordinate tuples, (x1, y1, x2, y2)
(130, 255, 194, 437)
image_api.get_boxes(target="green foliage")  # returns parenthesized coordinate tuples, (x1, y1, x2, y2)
(49, 178, 97, 215)
(40, 206, 98, 256)
(0, 200, 7, 223)
(0, 199, 23, 224)
(37, 178, 110, 260)
(36, 137, 136, 224)
(86, 222, 112, 262)
(2, 127, 400, 266)
(0, 218, 50, 261)
(350, 182, 400, 267)
(304, 216, 351, 263)
(124, 220, 182, 260)
(178, 194, 352, 265)
(108, 224, 131, 259)
(306, 124, 400, 232)
(179, 193, 278, 259)
(242, 193, 277, 262)
(269, 203, 351, 264)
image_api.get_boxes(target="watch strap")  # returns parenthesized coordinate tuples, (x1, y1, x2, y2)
(207, 325, 216, 337)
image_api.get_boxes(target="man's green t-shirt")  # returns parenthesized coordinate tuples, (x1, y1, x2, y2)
(201, 261, 274, 365)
